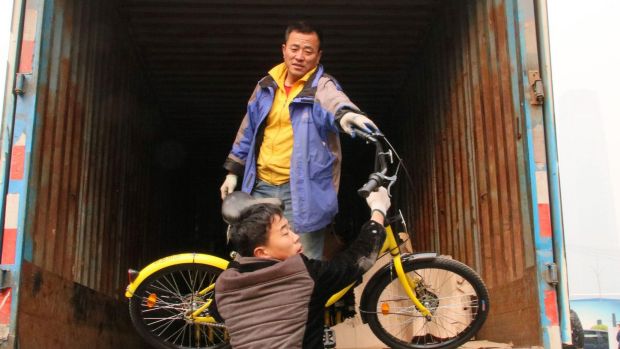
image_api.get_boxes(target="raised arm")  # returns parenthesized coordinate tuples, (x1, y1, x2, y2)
(304, 187, 391, 297)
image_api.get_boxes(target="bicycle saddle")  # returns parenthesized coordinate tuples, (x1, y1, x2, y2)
(222, 191, 284, 225)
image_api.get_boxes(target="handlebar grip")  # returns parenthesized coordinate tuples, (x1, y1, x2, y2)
(357, 173, 382, 198)
(352, 128, 377, 142)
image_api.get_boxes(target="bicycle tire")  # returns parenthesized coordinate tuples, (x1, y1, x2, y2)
(128, 263, 230, 349)
(365, 257, 489, 349)
(569, 309, 584, 349)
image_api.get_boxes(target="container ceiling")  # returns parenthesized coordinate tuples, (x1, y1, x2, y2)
(118, 0, 442, 164)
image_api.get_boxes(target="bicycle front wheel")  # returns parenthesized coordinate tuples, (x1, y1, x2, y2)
(365, 257, 489, 349)
(128, 263, 229, 349)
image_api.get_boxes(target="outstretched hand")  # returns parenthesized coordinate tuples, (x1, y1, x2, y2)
(339, 112, 378, 136)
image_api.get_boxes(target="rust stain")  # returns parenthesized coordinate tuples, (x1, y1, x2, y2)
(31, 271, 43, 296)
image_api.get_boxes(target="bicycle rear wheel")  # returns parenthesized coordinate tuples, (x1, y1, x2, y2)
(128, 263, 229, 349)
(365, 257, 489, 349)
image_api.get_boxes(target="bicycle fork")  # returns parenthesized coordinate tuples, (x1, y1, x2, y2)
(383, 226, 433, 319)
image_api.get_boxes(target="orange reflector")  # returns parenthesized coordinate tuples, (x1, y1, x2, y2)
(147, 293, 157, 308)
(381, 303, 390, 315)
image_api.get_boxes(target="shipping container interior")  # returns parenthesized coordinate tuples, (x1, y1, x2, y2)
(20, 0, 542, 345)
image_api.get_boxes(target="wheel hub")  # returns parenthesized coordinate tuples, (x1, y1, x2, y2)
(181, 293, 206, 322)
(416, 285, 440, 315)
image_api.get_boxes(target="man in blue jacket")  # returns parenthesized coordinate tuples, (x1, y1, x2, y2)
(220, 21, 377, 260)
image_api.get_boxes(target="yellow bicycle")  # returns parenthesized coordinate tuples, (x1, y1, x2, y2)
(125, 130, 489, 349)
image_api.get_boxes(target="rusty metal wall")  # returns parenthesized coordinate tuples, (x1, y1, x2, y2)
(17, 261, 149, 348)
(23, 0, 164, 296)
(8, 0, 554, 345)
(390, 1, 539, 344)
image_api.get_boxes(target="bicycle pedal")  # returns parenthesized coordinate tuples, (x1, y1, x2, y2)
(323, 326, 336, 349)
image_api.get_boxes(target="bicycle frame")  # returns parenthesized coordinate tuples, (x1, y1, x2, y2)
(325, 224, 432, 318)
(125, 130, 433, 327)
(124, 126, 494, 349)
(125, 221, 433, 326)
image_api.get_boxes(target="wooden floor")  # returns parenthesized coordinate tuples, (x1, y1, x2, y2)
(337, 340, 518, 349)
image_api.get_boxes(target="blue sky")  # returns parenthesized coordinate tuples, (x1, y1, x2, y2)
(571, 298, 620, 328)
(547, 0, 620, 299)
(0, 0, 12, 115)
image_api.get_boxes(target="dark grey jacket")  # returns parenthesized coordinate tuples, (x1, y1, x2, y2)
(214, 220, 385, 349)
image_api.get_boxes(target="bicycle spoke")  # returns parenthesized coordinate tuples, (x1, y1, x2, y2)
(148, 280, 183, 301)
(130, 264, 228, 349)
(140, 300, 182, 311)
(166, 321, 187, 345)
(151, 314, 181, 338)
(392, 316, 417, 339)
(197, 270, 210, 290)
(369, 260, 490, 348)
(164, 272, 183, 300)
(143, 313, 183, 322)
(179, 269, 195, 293)
(141, 297, 184, 322)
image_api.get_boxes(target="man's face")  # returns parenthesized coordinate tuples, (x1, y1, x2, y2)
(255, 214, 302, 260)
(281, 30, 322, 84)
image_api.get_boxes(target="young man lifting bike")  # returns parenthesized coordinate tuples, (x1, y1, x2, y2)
(213, 187, 390, 349)
(127, 131, 490, 349)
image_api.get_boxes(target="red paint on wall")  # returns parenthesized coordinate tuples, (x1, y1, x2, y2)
(1, 228, 17, 264)
(544, 289, 559, 326)
(9, 145, 25, 180)
(538, 203, 552, 238)
(18, 40, 35, 73)
(0, 289, 11, 325)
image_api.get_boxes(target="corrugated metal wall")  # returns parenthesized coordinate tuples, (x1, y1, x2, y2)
(24, 0, 164, 296)
(390, 1, 538, 344)
(7, 0, 554, 346)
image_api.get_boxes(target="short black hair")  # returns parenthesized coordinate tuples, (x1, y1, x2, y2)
(229, 204, 283, 257)
(284, 21, 323, 49)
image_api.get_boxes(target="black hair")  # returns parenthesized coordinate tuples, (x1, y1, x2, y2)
(284, 21, 323, 49)
(229, 204, 283, 257)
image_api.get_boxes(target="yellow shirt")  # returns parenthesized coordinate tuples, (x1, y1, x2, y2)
(256, 63, 317, 185)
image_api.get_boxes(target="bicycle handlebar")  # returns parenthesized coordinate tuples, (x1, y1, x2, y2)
(352, 127, 394, 198)
(357, 173, 383, 198)
(352, 128, 378, 143)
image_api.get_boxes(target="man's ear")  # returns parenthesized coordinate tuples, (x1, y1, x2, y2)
(282, 44, 286, 58)
(254, 246, 271, 259)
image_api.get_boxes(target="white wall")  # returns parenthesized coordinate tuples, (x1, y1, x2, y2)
(547, 0, 620, 300)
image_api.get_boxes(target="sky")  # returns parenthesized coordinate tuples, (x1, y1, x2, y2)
(547, 0, 620, 299)
(0, 0, 13, 116)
